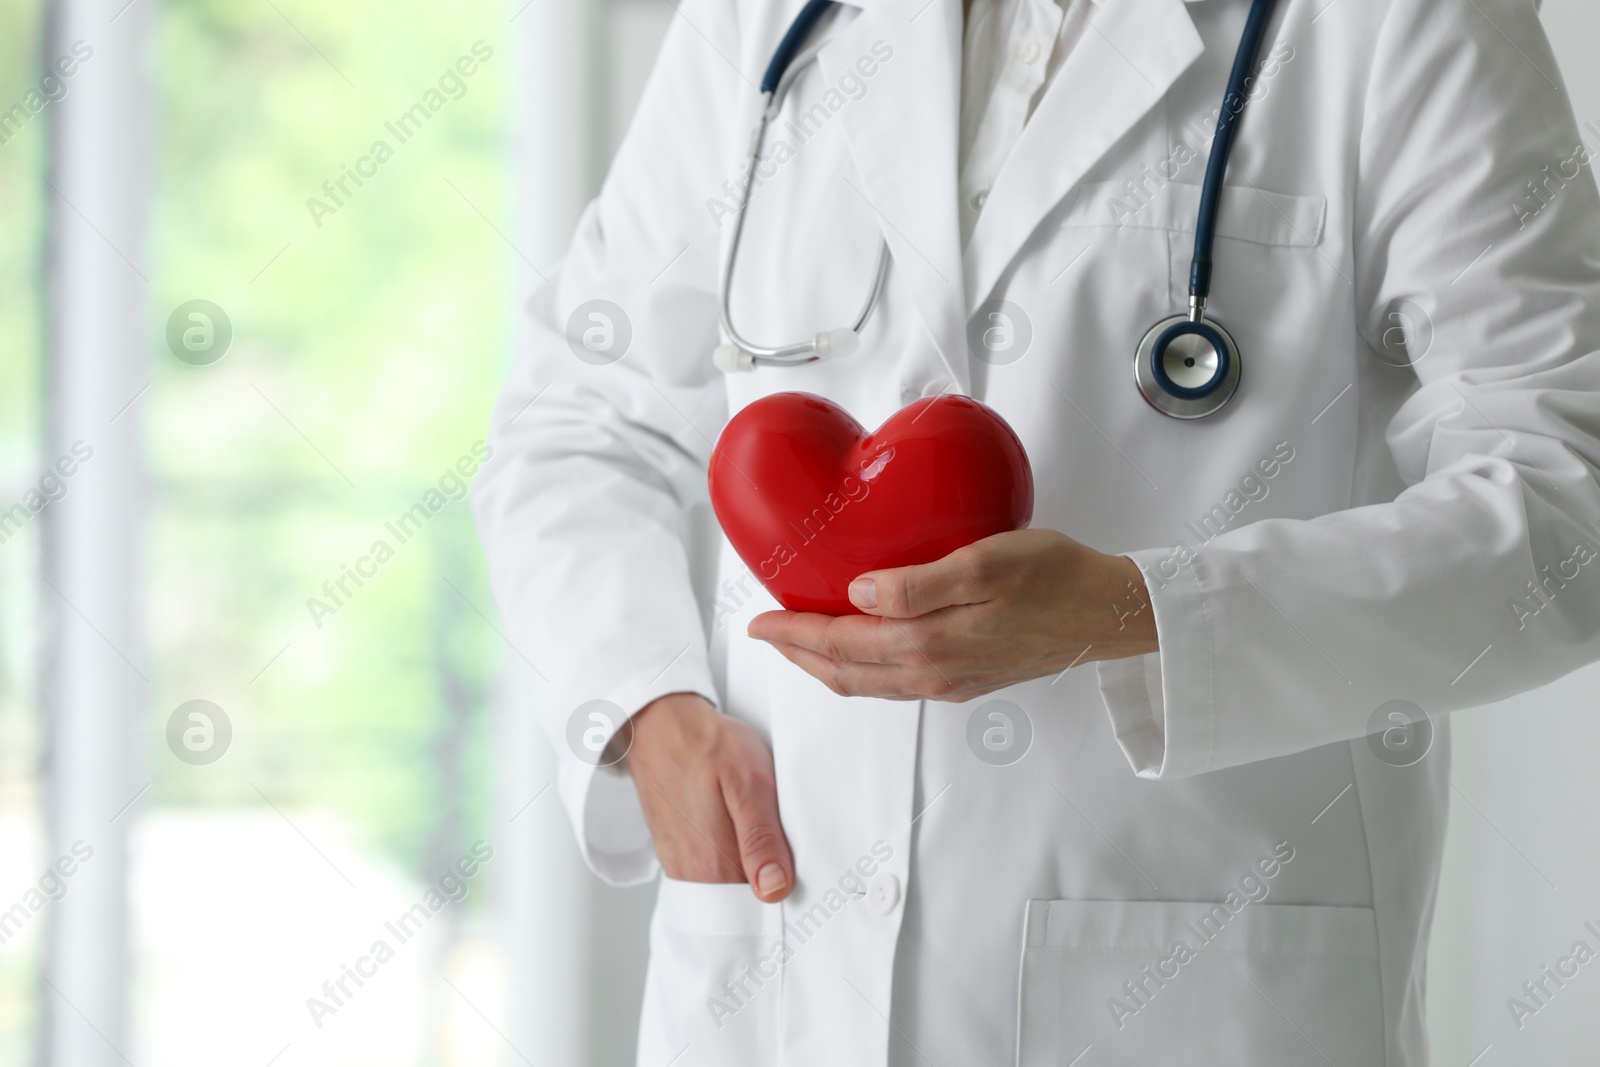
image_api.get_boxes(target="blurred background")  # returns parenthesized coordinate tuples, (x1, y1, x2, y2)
(0, 0, 1596, 1064)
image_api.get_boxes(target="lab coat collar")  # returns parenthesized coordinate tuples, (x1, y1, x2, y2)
(818, 0, 971, 391)
(963, 0, 1206, 315)
(819, 0, 1208, 392)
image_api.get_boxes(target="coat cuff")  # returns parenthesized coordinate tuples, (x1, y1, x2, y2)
(1094, 547, 1217, 780)
(558, 659, 720, 886)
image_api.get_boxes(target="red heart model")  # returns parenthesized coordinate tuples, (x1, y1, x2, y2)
(709, 392, 1034, 615)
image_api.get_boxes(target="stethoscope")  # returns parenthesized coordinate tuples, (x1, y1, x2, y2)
(715, 0, 1279, 421)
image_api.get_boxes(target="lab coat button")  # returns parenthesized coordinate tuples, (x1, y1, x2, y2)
(1018, 40, 1041, 64)
(867, 872, 901, 915)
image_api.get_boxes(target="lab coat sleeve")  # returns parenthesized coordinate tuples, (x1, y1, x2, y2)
(1097, 0, 1600, 779)
(471, 0, 745, 883)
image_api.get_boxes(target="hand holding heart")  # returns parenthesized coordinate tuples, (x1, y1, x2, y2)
(712, 392, 1157, 699)
(709, 392, 1035, 615)
(747, 528, 1159, 701)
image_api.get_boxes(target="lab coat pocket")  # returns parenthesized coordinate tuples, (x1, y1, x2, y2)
(637, 877, 784, 1067)
(1057, 181, 1328, 315)
(1057, 181, 1326, 247)
(1015, 898, 1383, 1067)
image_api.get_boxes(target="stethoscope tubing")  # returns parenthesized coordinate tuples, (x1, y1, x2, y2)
(717, 92, 890, 365)
(719, 0, 892, 367)
(760, 0, 836, 94)
(1132, 0, 1277, 419)
(1189, 0, 1279, 306)
(721, 0, 1280, 406)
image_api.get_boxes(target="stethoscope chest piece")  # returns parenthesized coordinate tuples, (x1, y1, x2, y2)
(1134, 313, 1241, 420)
(1128, 0, 1277, 419)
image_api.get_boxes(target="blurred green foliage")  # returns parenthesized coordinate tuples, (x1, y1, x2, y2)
(0, 0, 44, 446)
(1, 0, 516, 1059)
(0, 0, 49, 1060)
(147, 0, 511, 867)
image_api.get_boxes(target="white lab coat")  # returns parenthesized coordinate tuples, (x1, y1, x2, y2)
(472, 0, 1600, 1061)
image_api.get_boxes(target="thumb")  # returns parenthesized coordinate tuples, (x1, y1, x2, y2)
(722, 767, 794, 902)
(850, 546, 983, 618)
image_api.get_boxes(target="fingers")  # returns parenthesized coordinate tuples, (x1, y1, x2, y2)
(631, 697, 796, 900)
(850, 544, 988, 618)
(745, 614, 928, 662)
(636, 774, 746, 883)
(768, 640, 959, 701)
(719, 742, 795, 902)
(628, 695, 751, 884)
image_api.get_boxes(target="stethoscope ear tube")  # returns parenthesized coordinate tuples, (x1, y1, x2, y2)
(725, 0, 1280, 409)
(719, 0, 896, 373)
(759, 0, 837, 94)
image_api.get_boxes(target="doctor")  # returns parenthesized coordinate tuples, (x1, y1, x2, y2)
(473, 0, 1600, 1060)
